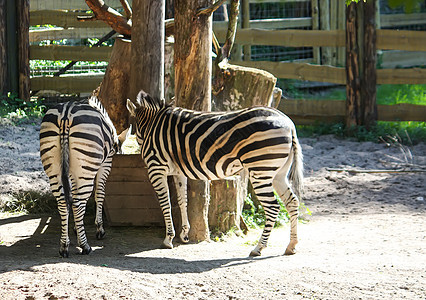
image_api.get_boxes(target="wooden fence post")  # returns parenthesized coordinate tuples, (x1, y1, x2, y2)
(362, 0, 377, 129)
(241, 0, 251, 61)
(17, 0, 30, 101)
(0, 1, 7, 96)
(320, 0, 331, 65)
(5, 0, 19, 96)
(345, 1, 361, 128)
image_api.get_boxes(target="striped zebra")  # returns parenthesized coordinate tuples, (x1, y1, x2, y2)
(40, 96, 129, 257)
(127, 90, 303, 256)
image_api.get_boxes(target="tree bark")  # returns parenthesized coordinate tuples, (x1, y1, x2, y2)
(0, 1, 7, 96)
(130, 0, 165, 101)
(174, 0, 213, 242)
(98, 37, 131, 133)
(17, 0, 30, 101)
(362, 0, 377, 129)
(84, 0, 131, 37)
(345, 2, 361, 129)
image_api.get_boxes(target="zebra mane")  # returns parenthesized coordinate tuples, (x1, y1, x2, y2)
(88, 96, 118, 137)
(135, 90, 166, 111)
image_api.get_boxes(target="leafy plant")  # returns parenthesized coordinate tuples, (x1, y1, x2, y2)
(242, 192, 311, 229)
(0, 93, 46, 118)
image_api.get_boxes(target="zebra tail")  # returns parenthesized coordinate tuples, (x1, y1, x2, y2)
(288, 128, 304, 201)
(60, 127, 72, 210)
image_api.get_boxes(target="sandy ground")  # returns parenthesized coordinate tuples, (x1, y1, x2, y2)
(0, 117, 425, 299)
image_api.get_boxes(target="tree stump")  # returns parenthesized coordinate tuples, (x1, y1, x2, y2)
(97, 37, 131, 133)
(212, 62, 277, 111)
(209, 176, 246, 233)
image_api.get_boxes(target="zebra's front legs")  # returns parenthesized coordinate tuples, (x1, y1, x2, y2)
(150, 173, 175, 249)
(173, 175, 190, 243)
(249, 180, 281, 257)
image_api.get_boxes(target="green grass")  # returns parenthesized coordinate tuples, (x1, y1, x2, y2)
(287, 84, 426, 105)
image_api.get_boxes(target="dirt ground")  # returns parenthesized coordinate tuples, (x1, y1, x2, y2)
(0, 117, 425, 300)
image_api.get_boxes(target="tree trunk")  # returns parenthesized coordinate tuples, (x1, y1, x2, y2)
(209, 176, 246, 233)
(130, 0, 165, 101)
(345, 2, 361, 129)
(174, 0, 213, 242)
(362, 0, 377, 129)
(17, 0, 30, 101)
(97, 37, 131, 133)
(0, 1, 7, 96)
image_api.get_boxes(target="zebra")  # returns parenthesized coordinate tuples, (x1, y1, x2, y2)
(126, 90, 303, 256)
(40, 96, 129, 257)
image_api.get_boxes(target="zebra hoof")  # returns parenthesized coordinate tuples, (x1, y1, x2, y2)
(162, 237, 173, 249)
(96, 229, 106, 240)
(249, 249, 261, 257)
(284, 247, 296, 256)
(80, 244, 92, 255)
(179, 232, 189, 244)
(284, 241, 297, 255)
(59, 249, 69, 258)
(180, 226, 190, 243)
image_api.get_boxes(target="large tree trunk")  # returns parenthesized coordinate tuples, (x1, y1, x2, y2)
(362, 0, 377, 129)
(174, 0, 213, 242)
(345, 2, 361, 129)
(97, 37, 132, 133)
(130, 0, 165, 101)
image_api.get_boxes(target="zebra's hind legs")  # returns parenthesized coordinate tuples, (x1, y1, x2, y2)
(179, 225, 190, 243)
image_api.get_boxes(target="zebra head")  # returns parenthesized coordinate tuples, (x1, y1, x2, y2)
(126, 90, 165, 145)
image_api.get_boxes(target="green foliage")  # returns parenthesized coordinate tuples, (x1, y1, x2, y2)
(242, 193, 311, 229)
(0, 93, 46, 118)
(388, 0, 423, 13)
(0, 191, 56, 214)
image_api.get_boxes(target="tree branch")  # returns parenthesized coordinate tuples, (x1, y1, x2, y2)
(197, 0, 227, 17)
(84, 0, 131, 36)
(120, 0, 132, 19)
(220, 0, 240, 60)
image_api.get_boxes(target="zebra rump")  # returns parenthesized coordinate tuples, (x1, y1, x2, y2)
(40, 96, 129, 257)
(127, 90, 303, 256)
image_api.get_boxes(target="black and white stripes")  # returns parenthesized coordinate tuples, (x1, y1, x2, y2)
(40, 96, 128, 257)
(127, 90, 303, 256)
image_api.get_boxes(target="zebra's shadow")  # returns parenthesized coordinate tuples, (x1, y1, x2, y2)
(0, 213, 277, 275)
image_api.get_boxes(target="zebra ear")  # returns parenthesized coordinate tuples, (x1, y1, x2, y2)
(118, 125, 131, 145)
(126, 99, 136, 116)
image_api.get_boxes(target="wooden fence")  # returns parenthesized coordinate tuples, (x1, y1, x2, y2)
(27, 0, 426, 124)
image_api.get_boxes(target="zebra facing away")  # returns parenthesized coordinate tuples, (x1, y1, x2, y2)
(40, 96, 129, 257)
(127, 90, 304, 256)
